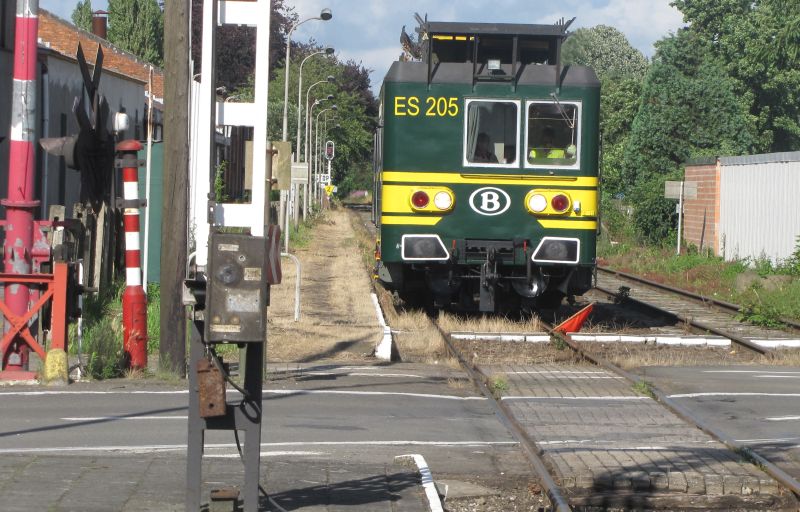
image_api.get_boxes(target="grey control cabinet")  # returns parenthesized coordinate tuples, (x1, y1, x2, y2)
(205, 232, 268, 343)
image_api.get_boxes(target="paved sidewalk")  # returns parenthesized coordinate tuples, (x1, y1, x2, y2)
(0, 453, 428, 512)
(484, 363, 797, 509)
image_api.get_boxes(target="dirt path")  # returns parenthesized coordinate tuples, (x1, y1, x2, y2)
(267, 209, 380, 362)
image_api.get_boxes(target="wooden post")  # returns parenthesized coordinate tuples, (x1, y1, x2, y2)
(160, 0, 190, 375)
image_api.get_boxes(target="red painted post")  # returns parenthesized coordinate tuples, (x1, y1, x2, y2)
(1, 0, 40, 376)
(49, 262, 68, 351)
(117, 140, 148, 370)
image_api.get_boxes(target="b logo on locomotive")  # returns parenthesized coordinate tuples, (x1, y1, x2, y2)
(468, 187, 511, 216)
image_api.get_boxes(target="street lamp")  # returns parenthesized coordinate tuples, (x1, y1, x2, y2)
(303, 78, 336, 163)
(314, 106, 336, 206)
(296, 48, 334, 162)
(307, 99, 330, 212)
(282, 9, 333, 143)
(318, 113, 338, 204)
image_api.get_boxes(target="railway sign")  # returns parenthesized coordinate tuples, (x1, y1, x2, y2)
(272, 141, 292, 190)
(664, 180, 697, 200)
(290, 163, 308, 184)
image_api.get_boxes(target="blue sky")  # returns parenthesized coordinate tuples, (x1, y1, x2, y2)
(42, 0, 686, 91)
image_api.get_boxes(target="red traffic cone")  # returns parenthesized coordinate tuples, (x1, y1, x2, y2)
(552, 303, 594, 334)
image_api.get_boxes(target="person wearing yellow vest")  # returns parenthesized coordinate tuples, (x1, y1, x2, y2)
(529, 127, 565, 160)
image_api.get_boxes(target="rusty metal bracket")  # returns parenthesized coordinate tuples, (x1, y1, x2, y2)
(197, 358, 227, 418)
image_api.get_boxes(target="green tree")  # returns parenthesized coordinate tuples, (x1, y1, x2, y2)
(237, 45, 377, 197)
(71, 0, 93, 32)
(600, 78, 642, 197)
(562, 26, 648, 201)
(623, 29, 756, 243)
(671, 0, 800, 151)
(562, 25, 648, 81)
(107, 0, 164, 66)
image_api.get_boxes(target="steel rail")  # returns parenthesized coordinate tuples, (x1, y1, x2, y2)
(546, 324, 800, 500)
(436, 324, 572, 512)
(594, 284, 772, 355)
(597, 266, 800, 331)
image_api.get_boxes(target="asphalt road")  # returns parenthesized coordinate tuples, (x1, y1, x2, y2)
(641, 365, 800, 479)
(0, 362, 531, 511)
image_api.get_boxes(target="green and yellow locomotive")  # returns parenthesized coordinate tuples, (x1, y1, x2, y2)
(373, 18, 599, 312)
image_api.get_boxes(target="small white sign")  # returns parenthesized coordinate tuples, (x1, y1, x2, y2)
(665, 180, 698, 200)
(291, 163, 308, 184)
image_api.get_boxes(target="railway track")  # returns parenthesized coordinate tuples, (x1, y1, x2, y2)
(434, 318, 800, 510)
(594, 266, 800, 355)
(597, 267, 800, 331)
(433, 321, 573, 512)
(545, 322, 800, 503)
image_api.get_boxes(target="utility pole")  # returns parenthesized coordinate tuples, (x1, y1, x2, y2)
(160, 0, 190, 375)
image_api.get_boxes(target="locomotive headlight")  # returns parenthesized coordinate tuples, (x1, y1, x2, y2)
(528, 193, 547, 213)
(410, 187, 455, 212)
(542, 240, 569, 260)
(433, 191, 453, 210)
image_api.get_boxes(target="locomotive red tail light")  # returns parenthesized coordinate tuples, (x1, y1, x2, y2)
(411, 191, 430, 208)
(551, 194, 570, 212)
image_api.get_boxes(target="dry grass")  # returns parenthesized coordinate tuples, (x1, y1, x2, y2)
(763, 348, 800, 366)
(437, 311, 543, 333)
(266, 209, 381, 363)
(454, 338, 581, 366)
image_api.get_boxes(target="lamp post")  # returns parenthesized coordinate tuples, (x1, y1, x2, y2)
(314, 106, 336, 207)
(297, 50, 334, 162)
(301, 78, 335, 221)
(282, 9, 332, 143)
(281, 9, 331, 239)
(320, 114, 337, 206)
(307, 98, 333, 213)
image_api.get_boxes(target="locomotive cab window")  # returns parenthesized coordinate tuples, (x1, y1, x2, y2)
(525, 101, 581, 170)
(464, 99, 520, 168)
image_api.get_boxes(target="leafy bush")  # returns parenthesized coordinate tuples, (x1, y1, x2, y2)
(147, 283, 160, 355)
(78, 281, 126, 379)
(629, 178, 678, 245)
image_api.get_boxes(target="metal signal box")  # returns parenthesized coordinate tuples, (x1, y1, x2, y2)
(205, 232, 268, 343)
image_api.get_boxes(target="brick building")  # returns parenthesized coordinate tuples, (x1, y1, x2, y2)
(682, 157, 720, 255)
(683, 152, 800, 263)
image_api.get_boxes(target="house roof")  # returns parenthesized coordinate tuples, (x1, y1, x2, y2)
(38, 9, 164, 103)
(720, 151, 800, 166)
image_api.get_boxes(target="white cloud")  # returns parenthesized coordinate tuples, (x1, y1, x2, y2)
(539, 0, 685, 56)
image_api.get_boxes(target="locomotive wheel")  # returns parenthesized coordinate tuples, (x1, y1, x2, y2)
(536, 290, 565, 310)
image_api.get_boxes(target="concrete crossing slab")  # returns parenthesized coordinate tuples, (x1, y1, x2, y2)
(483, 363, 797, 509)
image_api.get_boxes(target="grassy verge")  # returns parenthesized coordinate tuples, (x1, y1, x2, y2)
(70, 280, 163, 380)
(286, 210, 327, 249)
(599, 241, 800, 325)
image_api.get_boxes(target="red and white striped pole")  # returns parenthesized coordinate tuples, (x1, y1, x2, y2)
(1, 0, 39, 376)
(117, 140, 148, 370)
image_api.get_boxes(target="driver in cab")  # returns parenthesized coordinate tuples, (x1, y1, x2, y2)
(529, 127, 565, 160)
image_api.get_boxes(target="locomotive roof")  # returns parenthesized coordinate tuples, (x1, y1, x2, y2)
(383, 61, 600, 88)
(426, 21, 571, 39)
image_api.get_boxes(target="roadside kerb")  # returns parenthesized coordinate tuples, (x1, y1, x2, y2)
(371, 293, 393, 360)
(570, 333, 800, 348)
(395, 454, 444, 512)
